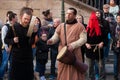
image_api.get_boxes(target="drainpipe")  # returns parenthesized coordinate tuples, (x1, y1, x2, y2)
(26, 0, 29, 7)
(61, 0, 65, 22)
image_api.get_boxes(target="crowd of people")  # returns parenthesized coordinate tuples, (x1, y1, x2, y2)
(0, 0, 119, 80)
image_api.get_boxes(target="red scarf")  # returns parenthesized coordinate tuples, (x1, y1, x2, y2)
(86, 12, 101, 37)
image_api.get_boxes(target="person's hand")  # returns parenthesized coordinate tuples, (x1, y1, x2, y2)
(13, 37, 19, 43)
(47, 39, 53, 45)
(117, 40, 120, 47)
(48, 24, 53, 28)
(67, 44, 74, 52)
(98, 42, 104, 48)
(6, 48, 11, 53)
(85, 43, 91, 49)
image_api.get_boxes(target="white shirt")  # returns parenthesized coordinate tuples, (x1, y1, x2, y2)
(1, 21, 10, 50)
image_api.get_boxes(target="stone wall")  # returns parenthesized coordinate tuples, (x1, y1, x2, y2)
(0, 0, 91, 24)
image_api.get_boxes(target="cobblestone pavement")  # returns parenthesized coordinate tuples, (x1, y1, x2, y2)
(3, 61, 114, 80)
(3, 51, 115, 80)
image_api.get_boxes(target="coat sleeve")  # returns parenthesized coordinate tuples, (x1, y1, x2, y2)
(70, 28, 87, 49)
(49, 32, 59, 44)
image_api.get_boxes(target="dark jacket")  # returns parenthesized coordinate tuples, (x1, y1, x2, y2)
(86, 19, 110, 60)
(36, 38, 49, 64)
(48, 27, 59, 50)
(103, 13, 116, 39)
(4, 23, 33, 63)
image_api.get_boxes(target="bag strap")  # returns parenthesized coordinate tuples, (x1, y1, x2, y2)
(64, 23, 67, 46)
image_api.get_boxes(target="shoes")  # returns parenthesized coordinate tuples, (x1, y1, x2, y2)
(40, 76, 46, 80)
(49, 75, 56, 80)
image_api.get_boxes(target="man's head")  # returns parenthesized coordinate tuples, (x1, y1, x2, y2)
(53, 18, 61, 28)
(65, 7, 77, 21)
(95, 10, 103, 21)
(8, 12, 17, 25)
(20, 7, 33, 27)
(95, 10, 101, 18)
(6, 11, 13, 22)
(103, 4, 110, 13)
(14, 13, 18, 23)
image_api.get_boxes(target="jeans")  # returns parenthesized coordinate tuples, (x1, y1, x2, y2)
(8, 54, 12, 80)
(114, 53, 118, 77)
(50, 48, 58, 76)
(104, 39, 110, 60)
(86, 58, 104, 79)
(0, 50, 9, 78)
(35, 61, 46, 77)
(32, 48, 36, 58)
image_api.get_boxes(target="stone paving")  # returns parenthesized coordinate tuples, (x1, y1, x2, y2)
(3, 51, 115, 80)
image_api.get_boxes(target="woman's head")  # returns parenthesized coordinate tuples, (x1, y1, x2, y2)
(76, 14, 84, 23)
(42, 9, 52, 19)
(35, 17, 41, 28)
(116, 14, 120, 23)
(109, 0, 116, 6)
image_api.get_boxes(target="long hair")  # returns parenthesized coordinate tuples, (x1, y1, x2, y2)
(86, 11, 101, 37)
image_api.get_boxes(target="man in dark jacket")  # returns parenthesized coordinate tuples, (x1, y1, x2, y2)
(48, 18, 60, 80)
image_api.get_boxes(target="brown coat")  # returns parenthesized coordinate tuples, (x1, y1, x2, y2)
(51, 23, 87, 80)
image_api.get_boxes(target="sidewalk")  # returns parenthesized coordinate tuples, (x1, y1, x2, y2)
(3, 60, 114, 80)
(44, 51, 115, 80)
(3, 51, 115, 80)
(45, 61, 114, 80)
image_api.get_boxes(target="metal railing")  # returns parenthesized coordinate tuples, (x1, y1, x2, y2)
(79, 0, 120, 10)
(78, 0, 109, 10)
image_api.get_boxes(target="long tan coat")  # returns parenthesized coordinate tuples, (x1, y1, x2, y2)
(50, 22, 87, 80)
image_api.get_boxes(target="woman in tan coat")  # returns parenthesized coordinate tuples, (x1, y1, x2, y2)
(47, 7, 87, 80)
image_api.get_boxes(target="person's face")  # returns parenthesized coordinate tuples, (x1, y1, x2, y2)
(103, 7, 109, 13)
(41, 33, 47, 41)
(20, 13, 31, 27)
(47, 12, 52, 19)
(116, 16, 120, 23)
(14, 15, 18, 23)
(53, 19, 60, 28)
(110, 0, 115, 5)
(66, 9, 76, 21)
(96, 11, 101, 18)
(76, 16, 83, 23)
(35, 18, 40, 25)
(33, 26, 38, 32)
